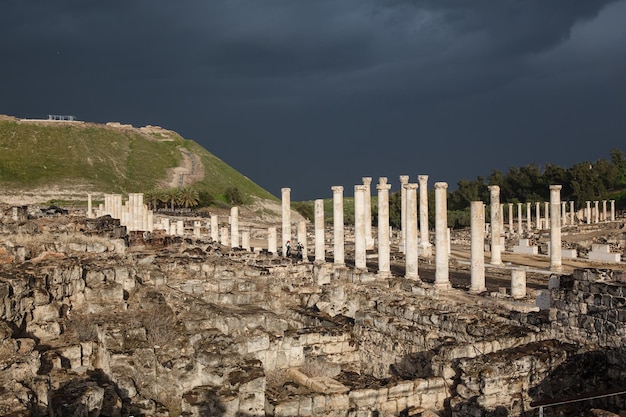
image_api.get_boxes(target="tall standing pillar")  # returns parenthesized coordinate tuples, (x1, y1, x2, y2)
(593, 201, 599, 224)
(561, 201, 567, 226)
(418, 175, 431, 255)
(281, 188, 291, 256)
(517, 203, 523, 235)
(535, 202, 542, 230)
(470, 201, 486, 293)
(602, 200, 607, 222)
(544, 202, 550, 228)
(332, 186, 345, 266)
(586, 201, 591, 224)
(508, 203, 514, 232)
(610, 200, 616, 221)
(230, 206, 239, 248)
(526, 202, 531, 232)
(434, 182, 451, 289)
(569, 201, 575, 224)
(399, 175, 409, 253)
(297, 221, 308, 262)
(354, 185, 367, 270)
(362, 177, 374, 249)
(377, 177, 392, 278)
(314, 199, 325, 263)
(87, 194, 93, 219)
(404, 183, 419, 280)
(489, 186, 503, 265)
(550, 185, 563, 272)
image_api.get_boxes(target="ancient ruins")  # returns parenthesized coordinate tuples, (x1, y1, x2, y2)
(1, 175, 625, 417)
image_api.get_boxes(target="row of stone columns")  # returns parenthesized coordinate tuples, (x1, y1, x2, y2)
(99, 193, 153, 232)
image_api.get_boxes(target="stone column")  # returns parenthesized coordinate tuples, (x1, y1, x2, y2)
(535, 202, 541, 230)
(210, 215, 219, 242)
(87, 194, 93, 219)
(593, 201, 599, 224)
(526, 202, 531, 232)
(550, 185, 563, 272)
(418, 175, 432, 255)
(193, 221, 201, 237)
(332, 186, 345, 266)
(569, 201, 575, 224)
(544, 201, 550, 228)
(470, 201, 486, 293)
(517, 203, 523, 235)
(489, 186, 503, 265)
(241, 229, 251, 251)
(434, 182, 451, 289)
(354, 185, 367, 270)
(377, 177, 392, 278)
(610, 200, 616, 221)
(586, 201, 591, 224)
(230, 206, 239, 248)
(404, 183, 419, 280)
(508, 203, 514, 232)
(177, 220, 185, 237)
(314, 199, 325, 263)
(220, 226, 229, 246)
(362, 177, 374, 249)
(281, 188, 291, 256)
(268, 227, 277, 255)
(511, 269, 527, 299)
(297, 220, 308, 262)
(399, 175, 409, 253)
(602, 200, 607, 222)
(561, 201, 567, 226)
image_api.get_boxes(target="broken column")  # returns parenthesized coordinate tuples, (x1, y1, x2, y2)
(87, 194, 93, 219)
(561, 201, 567, 226)
(535, 202, 542, 230)
(354, 185, 367, 270)
(314, 199, 325, 263)
(550, 185, 563, 272)
(210, 215, 219, 242)
(602, 200, 607, 222)
(470, 201, 486, 293)
(526, 202, 531, 232)
(570, 201, 575, 224)
(586, 201, 591, 224)
(508, 203, 514, 232)
(511, 269, 527, 299)
(281, 188, 291, 257)
(220, 226, 229, 246)
(544, 201, 550, 228)
(377, 177, 392, 278)
(434, 182, 451, 289)
(241, 229, 250, 251)
(404, 183, 419, 280)
(332, 186, 345, 266)
(297, 220, 308, 262)
(231, 206, 239, 248)
(489, 185, 503, 265)
(362, 177, 374, 249)
(399, 175, 409, 253)
(594, 200, 599, 224)
(268, 227, 277, 255)
(517, 202, 523, 235)
(418, 175, 432, 256)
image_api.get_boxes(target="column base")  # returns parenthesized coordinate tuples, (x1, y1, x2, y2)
(405, 274, 420, 281)
(550, 265, 563, 273)
(469, 286, 487, 294)
(377, 271, 392, 279)
(490, 261, 503, 266)
(434, 281, 452, 290)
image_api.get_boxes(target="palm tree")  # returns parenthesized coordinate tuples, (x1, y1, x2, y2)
(144, 189, 163, 210)
(162, 188, 179, 210)
(177, 187, 199, 209)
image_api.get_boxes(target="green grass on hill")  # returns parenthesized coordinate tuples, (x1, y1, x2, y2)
(0, 119, 276, 202)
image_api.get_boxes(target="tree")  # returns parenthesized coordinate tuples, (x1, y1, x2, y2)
(177, 187, 199, 209)
(225, 187, 243, 206)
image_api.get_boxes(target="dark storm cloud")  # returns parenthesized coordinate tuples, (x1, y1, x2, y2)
(1, 0, 625, 200)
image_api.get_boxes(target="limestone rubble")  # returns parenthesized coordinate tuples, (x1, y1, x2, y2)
(0, 206, 626, 416)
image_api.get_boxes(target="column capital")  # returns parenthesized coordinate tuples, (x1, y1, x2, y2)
(418, 175, 429, 183)
(362, 177, 372, 185)
(281, 187, 291, 193)
(378, 177, 388, 185)
(376, 183, 391, 191)
(488, 185, 500, 193)
(549, 185, 562, 191)
(399, 175, 409, 184)
(404, 183, 418, 190)
(331, 185, 344, 193)
(434, 182, 448, 190)
(355, 185, 367, 192)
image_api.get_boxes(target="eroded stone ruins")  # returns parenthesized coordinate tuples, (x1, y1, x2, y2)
(1, 176, 626, 417)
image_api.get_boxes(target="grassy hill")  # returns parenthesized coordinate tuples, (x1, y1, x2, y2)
(0, 115, 276, 204)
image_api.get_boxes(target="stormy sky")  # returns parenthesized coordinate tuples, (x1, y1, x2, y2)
(1, 1, 625, 201)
